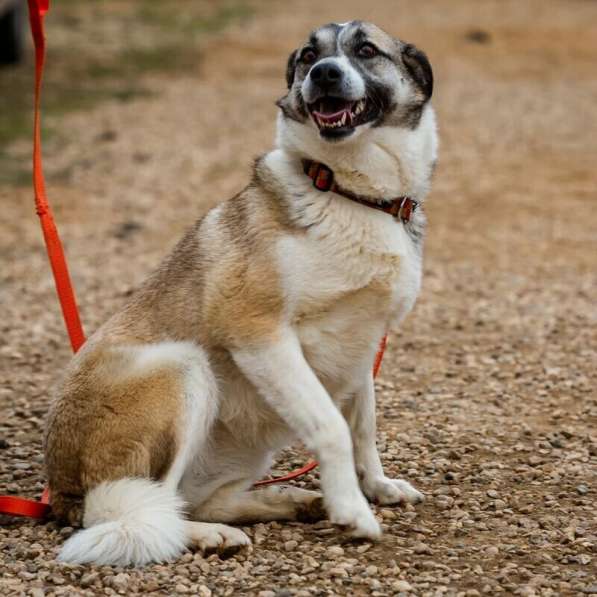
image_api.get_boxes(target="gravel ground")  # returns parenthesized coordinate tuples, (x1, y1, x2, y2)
(1, 0, 596, 595)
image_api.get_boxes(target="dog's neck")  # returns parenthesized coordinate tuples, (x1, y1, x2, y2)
(274, 103, 438, 202)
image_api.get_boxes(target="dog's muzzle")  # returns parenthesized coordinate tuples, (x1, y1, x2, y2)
(303, 59, 377, 140)
(309, 61, 344, 94)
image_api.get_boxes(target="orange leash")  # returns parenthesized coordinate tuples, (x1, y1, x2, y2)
(28, 0, 85, 353)
(0, 0, 83, 520)
(0, 0, 388, 518)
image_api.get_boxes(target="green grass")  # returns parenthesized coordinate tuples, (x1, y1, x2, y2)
(0, 0, 254, 186)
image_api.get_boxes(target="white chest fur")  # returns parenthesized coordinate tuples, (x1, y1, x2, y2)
(275, 184, 422, 393)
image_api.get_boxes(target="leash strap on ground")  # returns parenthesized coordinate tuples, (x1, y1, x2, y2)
(0, 488, 50, 519)
(0, 0, 78, 520)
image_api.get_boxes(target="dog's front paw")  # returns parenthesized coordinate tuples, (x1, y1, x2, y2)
(328, 492, 381, 540)
(363, 477, 424, 506)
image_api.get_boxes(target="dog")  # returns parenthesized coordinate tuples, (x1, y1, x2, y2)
(45, 21, 438, 566)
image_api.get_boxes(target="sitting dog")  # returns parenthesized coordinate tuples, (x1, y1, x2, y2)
(46, 20, 438, 566)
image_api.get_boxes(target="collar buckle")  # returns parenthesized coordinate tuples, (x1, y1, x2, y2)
(304, 160, 335, 192)
(397, 197, 415, 224)
(383, 197, 417, 223)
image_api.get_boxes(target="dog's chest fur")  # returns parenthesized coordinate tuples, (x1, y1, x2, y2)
(275, 178, 423, 391)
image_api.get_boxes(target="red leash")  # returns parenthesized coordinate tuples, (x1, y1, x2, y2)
(0, 0, 83, 520)
(28, 0, 85, 353)
(0, 0, 388, 518)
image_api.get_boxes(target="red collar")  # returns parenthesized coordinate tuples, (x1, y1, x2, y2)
(302, 159, 419, 224)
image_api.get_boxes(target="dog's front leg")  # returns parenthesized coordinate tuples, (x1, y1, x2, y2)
(232, 331, 380, 540)
(347, 374, 424, 505)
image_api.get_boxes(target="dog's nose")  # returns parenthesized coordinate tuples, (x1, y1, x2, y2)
(310, 62, 343, 90)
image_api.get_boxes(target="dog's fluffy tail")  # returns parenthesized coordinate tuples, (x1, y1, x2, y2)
(58, 478, 188, 566)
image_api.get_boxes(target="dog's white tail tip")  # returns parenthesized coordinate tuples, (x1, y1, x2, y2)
(58, 478, 188, 566)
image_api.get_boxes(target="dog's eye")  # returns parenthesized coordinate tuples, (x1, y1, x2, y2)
(357, 43, 378, 59)
(300, 48, 318, 65)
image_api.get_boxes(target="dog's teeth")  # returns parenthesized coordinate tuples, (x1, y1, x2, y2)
(316, 112, 352, 130)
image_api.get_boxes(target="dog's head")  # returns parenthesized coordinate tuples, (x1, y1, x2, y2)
(277, 21, 433, 144)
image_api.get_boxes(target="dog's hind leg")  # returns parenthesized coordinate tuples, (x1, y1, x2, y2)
(193, 483, 325, 525)
(51, 341, 223, 566)
(133, 343, 255, 557)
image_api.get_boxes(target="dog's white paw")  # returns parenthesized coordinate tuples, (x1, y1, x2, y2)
(363, 477, 424, 506)
(328, 493, 381, 540)
(187, 522, 251, 557)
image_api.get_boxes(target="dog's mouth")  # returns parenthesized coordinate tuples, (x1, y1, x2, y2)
(308, 96, 376, 139)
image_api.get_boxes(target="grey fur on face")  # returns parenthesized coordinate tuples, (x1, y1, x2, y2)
(277, 21, 433, 140)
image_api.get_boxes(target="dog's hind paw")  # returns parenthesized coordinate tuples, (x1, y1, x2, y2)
(187, 522, 251, 558)
(296, 495, 327, 523)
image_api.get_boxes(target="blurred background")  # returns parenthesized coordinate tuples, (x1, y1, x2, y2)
(0, 0, 596, 594)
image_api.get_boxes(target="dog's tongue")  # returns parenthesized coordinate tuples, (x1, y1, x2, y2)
(313, 97, 353, 126)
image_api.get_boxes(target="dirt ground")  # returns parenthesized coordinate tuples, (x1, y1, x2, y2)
(1, 0, 596, 595)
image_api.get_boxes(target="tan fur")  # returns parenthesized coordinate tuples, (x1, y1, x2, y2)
(201, 186, 288, 347)
(46, 345, 182, 524)
(101, 180, 290, 348)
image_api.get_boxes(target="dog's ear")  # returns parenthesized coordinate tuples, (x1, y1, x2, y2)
(402, 43, 433, 100)
(285, 49, 298, 89)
